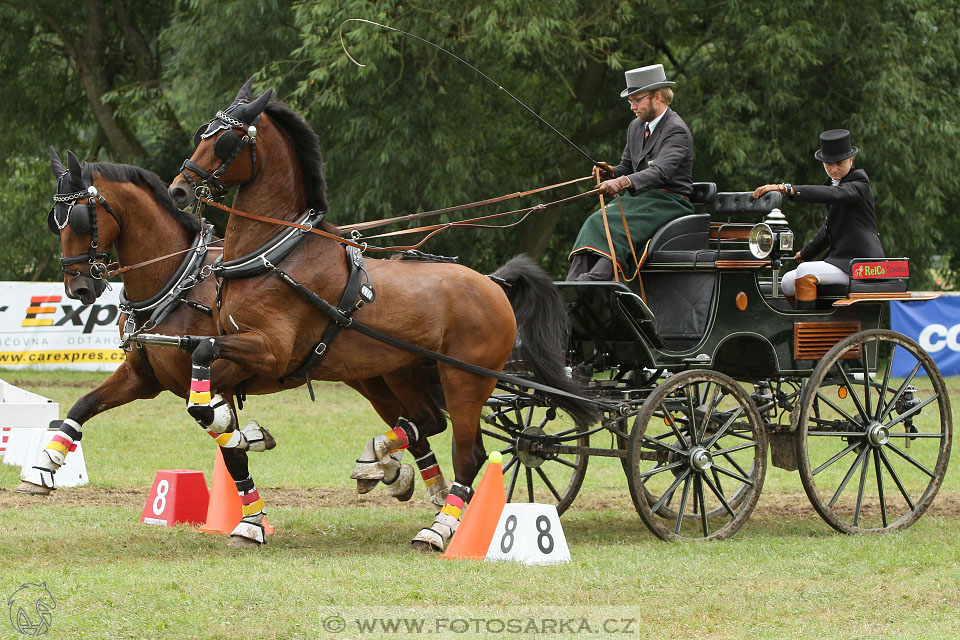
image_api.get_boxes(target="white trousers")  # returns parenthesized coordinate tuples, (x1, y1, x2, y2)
(780, 261, 848, 296)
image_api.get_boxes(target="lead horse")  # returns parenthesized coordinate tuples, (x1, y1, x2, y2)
(18, 149, 282, 524)
(167, 79, 598, 551)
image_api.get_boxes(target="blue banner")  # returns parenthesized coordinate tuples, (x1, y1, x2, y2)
(889, 297, 960, 377)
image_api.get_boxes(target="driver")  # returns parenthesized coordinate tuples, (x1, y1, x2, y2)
(753, 129, 884, 309)
(567, 64, 694, 281)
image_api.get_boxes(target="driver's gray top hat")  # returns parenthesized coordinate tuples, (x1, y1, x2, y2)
(620, 64, 676, 98)
(814, 129, 859, 162)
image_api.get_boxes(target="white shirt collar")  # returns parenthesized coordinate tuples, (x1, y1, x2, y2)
(647, 107, 668, 134)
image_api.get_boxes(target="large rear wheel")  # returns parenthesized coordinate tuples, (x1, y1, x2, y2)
(796, 329, 952, 533)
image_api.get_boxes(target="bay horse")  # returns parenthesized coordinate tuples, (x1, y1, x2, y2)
(167, 79, 598, 551)
(17, 149, 308, 544)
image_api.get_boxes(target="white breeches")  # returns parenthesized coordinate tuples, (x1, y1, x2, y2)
(780, 261, 848, 296)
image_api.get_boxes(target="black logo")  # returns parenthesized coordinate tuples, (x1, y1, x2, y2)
(8, 583, 55, 636)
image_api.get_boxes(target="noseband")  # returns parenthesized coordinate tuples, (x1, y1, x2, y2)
(179, 108, 260, 198)
(49, 180, 120, 280)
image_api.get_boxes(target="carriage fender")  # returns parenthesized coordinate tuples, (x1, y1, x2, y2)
(711, 332, 780, 377)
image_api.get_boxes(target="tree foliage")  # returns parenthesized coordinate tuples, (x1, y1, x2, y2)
(1, 0, 958, 284)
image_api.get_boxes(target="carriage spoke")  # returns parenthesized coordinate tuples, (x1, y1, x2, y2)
(506, 456, 521, 502)
(526, 467, 534, 502)
(703, 472, 736, 518)
(811, 440, 861, 476)
(535, 467, 562, 502)
(503, 454, 519, 474)
(699, 383, 720, 444)
(643, 436, 685, 455)
(814, 392, 860, 426)
(875, 343, 895, 421)
(874, 448, 887, 528)
(878, 362, 922, 423)
(660, 402, 689, 448)
(686, 386, 700, 443)
(551, 456, 578, 470)
(828, 446, 868, 509)
(651, 468, 690, 514)
(481, 428, 514, 444)
(711, 467, 725, 501)
(837, 363, 869, 423)
(853, 443, 871, 527)
(695, 475, 709, 537)
(716, 448, 750, 480)
(674, 474, 693, 535)
(885, 442, 936, 478)
(638, 459, 686, 479)
(878, 447, 915, 510)
(704, 406, 744, 449)
(711, 441, 756, 456)
(862, 345, 872, 420)
(710, 463, 753, 486)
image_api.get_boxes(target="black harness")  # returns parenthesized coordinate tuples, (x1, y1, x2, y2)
(47, 175, 120, 282)
(180, 105, 260, 198)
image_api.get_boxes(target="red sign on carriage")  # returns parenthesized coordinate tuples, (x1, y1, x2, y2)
(852, 260, 909, 279)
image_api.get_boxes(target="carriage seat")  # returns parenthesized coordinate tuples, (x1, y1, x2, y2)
(644, 183, 717, 265)
(816, 258, 910, 298)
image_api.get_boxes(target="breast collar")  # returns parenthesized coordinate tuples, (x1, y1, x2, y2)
(213, 208, 326, 279)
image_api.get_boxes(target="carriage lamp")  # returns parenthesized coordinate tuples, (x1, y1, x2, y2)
(748, 224, 775, 259)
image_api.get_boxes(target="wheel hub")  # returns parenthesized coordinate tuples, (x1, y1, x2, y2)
(689, 446, 713, 472)
(516, 426, 548, 468)
(867, 422, 890, 447)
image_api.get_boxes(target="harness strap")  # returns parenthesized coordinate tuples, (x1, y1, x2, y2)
(596, 175, 620, 283)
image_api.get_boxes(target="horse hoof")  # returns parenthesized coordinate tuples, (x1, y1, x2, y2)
(410, 528, 444, 552)
(351, 460, 386, 481)
(260, 425, 276, 451)
(384, 465, 415, 502)
(16, 481, 52, 496)
(228, 535, 263, 549)
(356, 479, 379, 494)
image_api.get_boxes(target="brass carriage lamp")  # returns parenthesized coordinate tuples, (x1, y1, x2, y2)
(748, 208, 794, 298)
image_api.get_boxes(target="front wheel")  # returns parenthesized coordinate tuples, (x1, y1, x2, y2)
(626, 370, 767, 541)
(796, 329, 952, 533)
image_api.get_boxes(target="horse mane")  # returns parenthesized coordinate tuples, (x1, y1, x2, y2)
(83, 162, 202, 234)
(263, 101, 336, 232)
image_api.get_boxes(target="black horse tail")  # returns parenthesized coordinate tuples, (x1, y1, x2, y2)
(491, 255, 600, 429)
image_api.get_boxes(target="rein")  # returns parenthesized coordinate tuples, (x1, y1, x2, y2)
(199, 176, 599, 253)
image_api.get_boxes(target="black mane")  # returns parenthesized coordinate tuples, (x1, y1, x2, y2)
(83, 163, 202, 234)
(263, 101, 331, 220)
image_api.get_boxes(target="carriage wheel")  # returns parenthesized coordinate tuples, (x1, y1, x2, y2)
(626, 370, 767, 541)
(482, 391, 589, 515)
(796, 329, 952, 534)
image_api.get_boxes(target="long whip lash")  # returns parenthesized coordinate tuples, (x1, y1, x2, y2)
(339, 18, 598, 165)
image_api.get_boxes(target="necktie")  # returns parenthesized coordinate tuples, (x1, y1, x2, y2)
(644, 124, 650, 139)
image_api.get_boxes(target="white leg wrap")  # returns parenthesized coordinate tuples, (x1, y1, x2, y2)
(39, 447, 65, 468)
(230, 520, 265, 545)
(201, 395, 234, 433)
(352, 436, 390, 480)
(411, 512, 459, 552)
(238, 420, 270, 452)
(427, 476, 452, 509)
(20, 466, 56, 490)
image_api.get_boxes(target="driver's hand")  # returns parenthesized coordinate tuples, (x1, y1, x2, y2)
(593, 162, 615, 180)
(753, 184, 781, 199)
(794, 251, 803, 263)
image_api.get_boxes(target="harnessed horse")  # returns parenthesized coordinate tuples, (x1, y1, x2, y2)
(166, 79, 597, 551)
(17, 149, 285, 534)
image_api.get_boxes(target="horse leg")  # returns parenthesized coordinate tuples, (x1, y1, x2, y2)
(186, 338, 275, 452)
(219, 446, 268, 547)
(18, 361, 162, 494)
(344, 378, 411, 497)
(411, 367, 494, 552)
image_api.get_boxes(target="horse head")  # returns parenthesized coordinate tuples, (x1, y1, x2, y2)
(169, 77, 273, 209)
(48, 147, 115, 304)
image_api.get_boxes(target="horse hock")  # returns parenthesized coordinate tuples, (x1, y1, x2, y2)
(411, 482, 474, 552)
(17, 419, 82, 494)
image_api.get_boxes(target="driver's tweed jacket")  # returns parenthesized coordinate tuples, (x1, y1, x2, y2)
(570, 107, 694, 278)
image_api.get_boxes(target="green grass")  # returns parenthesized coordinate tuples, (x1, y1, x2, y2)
(1, 368, 959, 639)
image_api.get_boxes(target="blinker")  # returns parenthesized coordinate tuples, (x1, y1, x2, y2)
(46, 202, 93, 236)
(214, 130, 242, 161)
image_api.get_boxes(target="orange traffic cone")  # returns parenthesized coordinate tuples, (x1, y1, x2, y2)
(199, 447, 274, 535)
(442, 452, 506, 560)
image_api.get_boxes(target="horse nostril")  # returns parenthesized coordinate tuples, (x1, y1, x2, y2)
(169, 185, 188, 207)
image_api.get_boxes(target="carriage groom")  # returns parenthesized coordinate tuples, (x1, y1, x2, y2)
(567, 64, 694, 282)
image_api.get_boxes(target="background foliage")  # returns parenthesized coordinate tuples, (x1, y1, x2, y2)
(1, 0, 958, 283)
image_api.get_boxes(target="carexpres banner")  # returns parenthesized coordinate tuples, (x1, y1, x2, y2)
(890, 296, 960, 377)
(0, 282, 124, 371)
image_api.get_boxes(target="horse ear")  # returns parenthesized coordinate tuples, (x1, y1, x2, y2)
(50, 146, 64, 177)
(235, 77, 255, 102)
(66, 150, 84, 189)
(234, 88, 273, 123)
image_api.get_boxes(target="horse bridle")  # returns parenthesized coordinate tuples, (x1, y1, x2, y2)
(48, 173, 120, 281)
(179, 104, 260, 199)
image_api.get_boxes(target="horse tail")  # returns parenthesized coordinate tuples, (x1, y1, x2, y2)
(491, 255, 600, 429)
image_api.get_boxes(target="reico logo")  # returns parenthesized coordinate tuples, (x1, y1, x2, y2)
(918, 323, 960, 353)
(21, 296, 118, 334)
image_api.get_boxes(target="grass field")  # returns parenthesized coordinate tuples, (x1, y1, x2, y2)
(1, 368, 958, 639)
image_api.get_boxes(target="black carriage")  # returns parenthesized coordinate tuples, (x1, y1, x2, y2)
(483, 184, 951, 541)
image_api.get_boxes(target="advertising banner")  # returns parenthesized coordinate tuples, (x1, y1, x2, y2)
(889, 296, 960, 378)
(0, 282, 124, 371)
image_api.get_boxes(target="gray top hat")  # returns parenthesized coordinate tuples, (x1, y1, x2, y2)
(620, 64, 676, 98)
(814, 129, 859, 162)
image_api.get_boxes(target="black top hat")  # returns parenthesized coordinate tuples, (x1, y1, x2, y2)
(814, 129, 859, 162)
